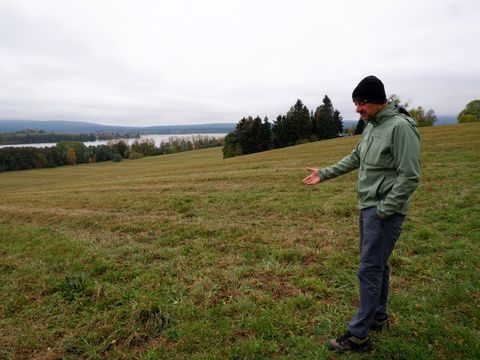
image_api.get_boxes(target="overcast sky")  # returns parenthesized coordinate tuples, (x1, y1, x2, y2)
(1, 0, 479, 126)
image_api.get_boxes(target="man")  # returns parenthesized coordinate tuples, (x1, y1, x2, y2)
(303, 75, 420, 353)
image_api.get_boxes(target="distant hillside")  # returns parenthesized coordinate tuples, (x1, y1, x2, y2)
(0, 120, 235, 134)
(0, 116, 458, 135)
(435, 115, 457, 125)
(342, 120, 358, 129)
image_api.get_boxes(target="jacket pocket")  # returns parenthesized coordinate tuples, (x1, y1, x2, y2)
(377, 174, 396, 199)
(364, 134, 389, 166)
(373, 175, 386, 200)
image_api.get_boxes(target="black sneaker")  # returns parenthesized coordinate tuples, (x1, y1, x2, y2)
(370, 316, 390, 332)
(327, 331, 372, 353)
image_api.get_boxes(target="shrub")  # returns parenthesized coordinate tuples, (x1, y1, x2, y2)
(112, 154, 122, 162)
(128, 151, 144, 160)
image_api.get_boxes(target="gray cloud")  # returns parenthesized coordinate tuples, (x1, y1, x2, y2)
(0, 0, 479, 126)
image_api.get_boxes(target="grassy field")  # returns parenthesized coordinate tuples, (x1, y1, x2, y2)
(1, 122, 479, 359)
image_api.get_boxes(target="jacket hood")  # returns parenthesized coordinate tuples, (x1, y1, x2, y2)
(373, 103, 418, 127)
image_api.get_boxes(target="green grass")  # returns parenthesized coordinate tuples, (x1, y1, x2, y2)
(1, 122, 479, 359)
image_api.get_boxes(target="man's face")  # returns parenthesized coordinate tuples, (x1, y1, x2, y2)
(354, 101, 386, 121)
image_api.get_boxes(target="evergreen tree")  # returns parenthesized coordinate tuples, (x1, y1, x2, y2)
(286, 99, 311, 144)
(354, 118, 366, 135)
(236, 117, 258, 154)
(309, 110, 318, 141)
(223, 115, 273, 157)
(313, 95, 334, 139)
(313, 96, 343, 139)
(333, 109, 344, 136)
(222, 132, 241, 158)
(260, 116, 273, 151)
(224, 96, 345, 157)
(272, 115, 289, 148)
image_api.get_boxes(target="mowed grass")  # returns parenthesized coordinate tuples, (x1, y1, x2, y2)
(0, 123, 479, 359)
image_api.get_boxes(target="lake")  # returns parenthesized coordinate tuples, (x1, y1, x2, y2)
(0, 133, 226, 149)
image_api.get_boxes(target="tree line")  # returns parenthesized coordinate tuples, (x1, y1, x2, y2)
(0, 136, 223, 172)
(0, 130, 140, 145)
(223, 96, 343, 158)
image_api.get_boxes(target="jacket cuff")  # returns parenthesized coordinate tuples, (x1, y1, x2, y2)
(318, 169, 328, 181)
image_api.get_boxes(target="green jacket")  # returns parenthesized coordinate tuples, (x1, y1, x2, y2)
(319, 104, 420, 218)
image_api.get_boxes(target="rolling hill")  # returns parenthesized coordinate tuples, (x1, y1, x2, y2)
(0, 120, 235, 134)
(0, 122, 478, 358)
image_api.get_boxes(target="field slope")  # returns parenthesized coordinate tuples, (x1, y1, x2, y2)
(1, 123, 479, 359)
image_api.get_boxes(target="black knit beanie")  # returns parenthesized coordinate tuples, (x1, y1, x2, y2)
(352, 75, 387, 104)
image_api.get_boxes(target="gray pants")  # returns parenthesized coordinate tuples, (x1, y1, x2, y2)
(348, 206, 405, 338)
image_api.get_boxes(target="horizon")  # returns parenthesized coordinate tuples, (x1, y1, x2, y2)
(0, 119, 238, 128)
(0, 114, 459, 129)
(0, 115, 459, 136)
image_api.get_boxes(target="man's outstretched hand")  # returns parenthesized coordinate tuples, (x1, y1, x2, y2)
(303, 167, 321, 185)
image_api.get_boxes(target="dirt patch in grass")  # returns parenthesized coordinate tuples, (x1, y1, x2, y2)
(251, 272, 300, 299)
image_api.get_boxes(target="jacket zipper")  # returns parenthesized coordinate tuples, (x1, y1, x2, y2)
(362, 132, 374, 164)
